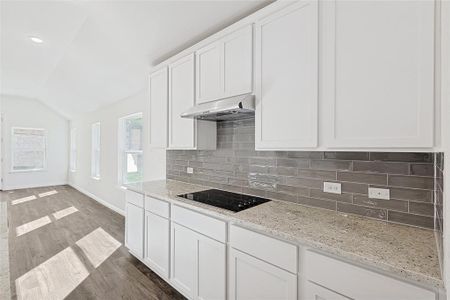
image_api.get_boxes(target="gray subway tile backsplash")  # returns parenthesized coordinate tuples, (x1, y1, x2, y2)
(388, 211, 434, 229)
(434, 153, 444, 271)
(352, 161, 409, 175)
(369, 152, 433, 163)
(167, 119, 443, 230)
(352, 195, 408, 212)
(298, 195, 337, 210)
(388, 175, 434, 190)
(337, 202, 387, 221)
(323, 152, 370, 161)
(409, 163, 434, 177)
(337, 171, 387, 185)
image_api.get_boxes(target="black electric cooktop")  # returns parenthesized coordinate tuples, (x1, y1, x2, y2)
(177, 189, 271, 212)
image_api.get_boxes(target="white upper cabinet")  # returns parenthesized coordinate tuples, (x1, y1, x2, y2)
(196, 41, 223, 104)
(255, 1, 319, 150)
(149, 67, 168, 148)
(223, 25, 253, 97)
(321, 0, 435, 148)
(168, 54, 216, 150)
(196, 25, 253, 104)
(169, 54, 196, 149)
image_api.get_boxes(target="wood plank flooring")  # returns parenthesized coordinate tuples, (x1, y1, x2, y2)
(5, 185, 186, 300)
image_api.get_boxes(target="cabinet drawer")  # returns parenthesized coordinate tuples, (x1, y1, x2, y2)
(145, 196, 170, 218)
(126, 190, 144, 208)
(304, 251, 436, 300)
(229, 225, 297, 273)
(172, 205, 226, 242)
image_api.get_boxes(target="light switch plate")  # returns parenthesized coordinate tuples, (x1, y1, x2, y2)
(323, 182, 341, 194)
(368, 187, 390, 200)
(187, 167, 194, 174)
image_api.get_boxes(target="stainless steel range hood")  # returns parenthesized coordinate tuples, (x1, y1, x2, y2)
(181, 94, 255, 121)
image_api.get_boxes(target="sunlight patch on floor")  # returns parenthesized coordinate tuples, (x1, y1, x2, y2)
(53, 206, 78, 220)
(15, 247, 89, 300)
(76, 227, 121, 268)
(16, 206, 79, 237)
(38, 190, 58, 198)
(15, 227, 122, 299)
(11, 196, 37, 206)
(16, 216, 52, 237)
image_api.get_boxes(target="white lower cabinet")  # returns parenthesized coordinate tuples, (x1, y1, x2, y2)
(126, 196, 437, 300)
(229, 248, 297, 300)
(144, 211, 170, 279)
(197, 236, 226, 300)
(125, 201, 144, 259)
(170, 222, 226, 300)
(303, 281, 350, 300)
(303, 251, 436, 300)
(171, 223, 197, 298)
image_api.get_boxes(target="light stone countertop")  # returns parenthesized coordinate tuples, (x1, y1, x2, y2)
(126, 179, 443, 289)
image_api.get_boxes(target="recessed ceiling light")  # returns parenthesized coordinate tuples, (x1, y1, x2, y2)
(29, 36, 43, 44)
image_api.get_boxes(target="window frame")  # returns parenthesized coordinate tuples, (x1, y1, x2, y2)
(118, 112, 144, 186)
(10, 127, 47, 173)
(91, 122, 101, 180)
(70, 127, 77, 172)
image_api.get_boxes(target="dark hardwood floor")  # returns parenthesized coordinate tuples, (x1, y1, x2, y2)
(5, 185, 185, 300)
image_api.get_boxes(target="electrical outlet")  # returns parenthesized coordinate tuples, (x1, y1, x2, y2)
(323, 182, 341, 194)
(187, 167, 194, 174)
(368, 187, 390, 200)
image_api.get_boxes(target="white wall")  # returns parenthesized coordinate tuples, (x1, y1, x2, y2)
(68, 88, 166, 215)
(1, 95, 69, 190)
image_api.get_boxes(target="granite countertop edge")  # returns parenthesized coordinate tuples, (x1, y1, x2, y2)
(125, 180, 444, 290)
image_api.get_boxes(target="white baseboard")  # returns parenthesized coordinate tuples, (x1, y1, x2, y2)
(2, 181, 68, 191)
(69, 184, 125, 216)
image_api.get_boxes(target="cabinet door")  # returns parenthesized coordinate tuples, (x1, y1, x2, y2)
(144, 211, 169, 279)
(149, 67, 168, 148)
(229, 248, 297, 300)
(255, 1, 318, 150)
(223, 25, 253, 97)
(303, 281, 350, 300)
(197, 236, 226, 300)
(125, 202, 144, 258)
(168, 54, 196, 149)
(171, 223, 197, 299)
(196, 41, 223, 104)
(322, 0, 434, 148)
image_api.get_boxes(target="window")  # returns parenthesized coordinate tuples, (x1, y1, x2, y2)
(91, 122, 101, 179)
(118, 113, 143, 185)
(11, 127, 46, 172)
(70, 128, 77, 172)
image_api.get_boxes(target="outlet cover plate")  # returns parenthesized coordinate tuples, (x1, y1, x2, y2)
(368, 187, 390, 200)
(187, 167, 194, 174)
(323, 182, 342, 194)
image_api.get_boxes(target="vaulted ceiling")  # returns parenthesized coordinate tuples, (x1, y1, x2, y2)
(0, 1, 271, 119)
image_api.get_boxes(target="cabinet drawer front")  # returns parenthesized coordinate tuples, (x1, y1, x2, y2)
(145, 196, 170, 218)
(172, 205, 226, 242)
(126, 190, 144, 208)
(304, 251, 436, 300)
(229, 225, 297, 273)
